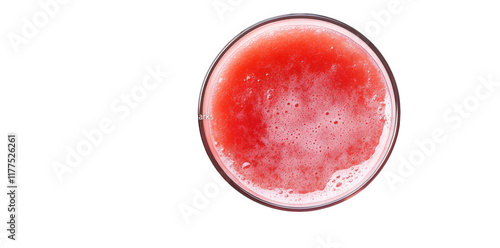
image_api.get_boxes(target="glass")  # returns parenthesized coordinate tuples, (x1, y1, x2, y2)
(198, 14, 400, 211)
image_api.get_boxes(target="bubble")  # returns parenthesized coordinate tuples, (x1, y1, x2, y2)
(242, 162, 251, 169)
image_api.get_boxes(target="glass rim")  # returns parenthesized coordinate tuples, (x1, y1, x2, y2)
(198, 13, 401, 211)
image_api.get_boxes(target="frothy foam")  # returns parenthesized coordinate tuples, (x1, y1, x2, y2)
(207, 23, 394, 207)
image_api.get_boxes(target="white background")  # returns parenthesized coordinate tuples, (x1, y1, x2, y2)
(1, 0, 499, 247)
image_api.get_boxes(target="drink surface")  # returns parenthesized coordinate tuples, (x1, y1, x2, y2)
(208, 24, 392, 204)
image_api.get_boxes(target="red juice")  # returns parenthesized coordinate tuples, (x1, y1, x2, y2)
(199, 15, 399, 210)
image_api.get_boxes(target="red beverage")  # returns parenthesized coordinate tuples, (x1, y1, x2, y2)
(199, 14, 399, 210)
